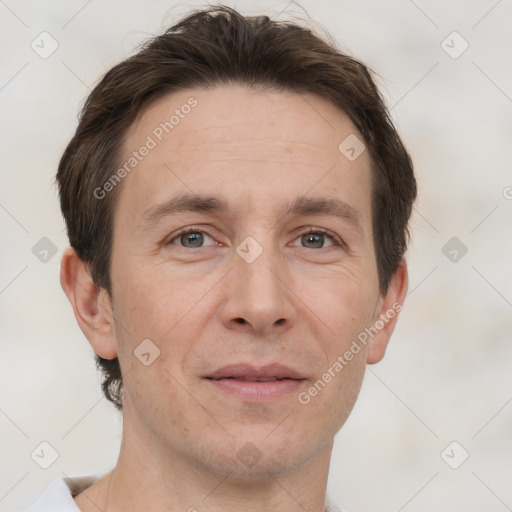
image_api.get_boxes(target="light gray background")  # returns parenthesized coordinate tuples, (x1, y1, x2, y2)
(1, 1, 511, 511)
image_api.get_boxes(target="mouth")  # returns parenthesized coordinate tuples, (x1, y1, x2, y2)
(211, 376, 292, 382)
(203, 363, 306, 400)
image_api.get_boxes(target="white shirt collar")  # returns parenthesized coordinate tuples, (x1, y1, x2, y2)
(26, 475, 346, 512)
(26, 475, 102, 512)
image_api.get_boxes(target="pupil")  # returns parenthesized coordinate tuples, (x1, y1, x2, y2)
(303, 233, 323, 248)
(182, 232, 203, 247)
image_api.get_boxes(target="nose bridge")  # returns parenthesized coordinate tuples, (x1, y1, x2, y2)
(220, 236, 295, 334)
(239, 242, 281, 301)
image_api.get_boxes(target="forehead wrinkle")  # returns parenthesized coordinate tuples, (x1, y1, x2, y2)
(171, 139, 334, 169)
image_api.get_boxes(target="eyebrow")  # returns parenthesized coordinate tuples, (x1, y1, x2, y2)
(138, 193, 363, 233)
(138, 194, 233, 231)
(279, 195, 363, 232)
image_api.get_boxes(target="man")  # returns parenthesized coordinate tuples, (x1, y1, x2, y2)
(27, 5, 416, 511)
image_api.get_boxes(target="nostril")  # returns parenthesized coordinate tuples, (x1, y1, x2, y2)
(235, 318, 246, 324)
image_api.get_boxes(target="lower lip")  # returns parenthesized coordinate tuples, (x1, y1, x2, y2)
(205, 378, 304, 399)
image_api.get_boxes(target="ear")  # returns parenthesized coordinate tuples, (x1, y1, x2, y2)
(60, 246, 118, 359)
(366, 260, 408, 364)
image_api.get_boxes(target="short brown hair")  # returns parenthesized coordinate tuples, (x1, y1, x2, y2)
(57, 5, 416, 410)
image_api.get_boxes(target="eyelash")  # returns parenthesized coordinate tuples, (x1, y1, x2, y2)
(166, 226, 343, 248)
(293, 227, 342, 248)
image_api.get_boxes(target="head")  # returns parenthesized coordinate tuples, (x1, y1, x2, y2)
(58, 6, 415, 477)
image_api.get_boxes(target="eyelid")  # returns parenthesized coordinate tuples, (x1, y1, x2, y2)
(165, 226, 218, 247)
(164, 225, 345, 249)
(292, 226, 344, 248)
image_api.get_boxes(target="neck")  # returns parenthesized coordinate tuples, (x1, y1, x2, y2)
(75, 411, 333, 512)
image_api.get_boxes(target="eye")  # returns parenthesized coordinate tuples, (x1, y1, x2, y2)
(291, 228, 339, 249)
(167, 228, 216, 248)
(166, 227, 341, 250)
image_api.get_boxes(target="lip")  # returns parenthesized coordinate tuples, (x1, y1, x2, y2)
(203, 363, 306, 400)
(205, 363, 305, 381)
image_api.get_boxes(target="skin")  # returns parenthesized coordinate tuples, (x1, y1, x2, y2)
(61, 84, 408, 512)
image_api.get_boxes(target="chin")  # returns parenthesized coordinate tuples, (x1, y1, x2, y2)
(197, 423, 332, 480)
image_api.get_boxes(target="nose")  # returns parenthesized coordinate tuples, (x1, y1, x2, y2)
(219, 245, 297, 336)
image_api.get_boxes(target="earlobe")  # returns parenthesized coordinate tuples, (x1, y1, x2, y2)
(60, 246, 118, 360)
(366, 260, 408, 364)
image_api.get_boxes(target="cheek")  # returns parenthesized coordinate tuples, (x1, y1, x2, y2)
(302, 336, 368, 427)
(111, 259, 211, 382)
(302, 267, 378, 335)
(112, 256, 180, 332)
(298, 269, 376, 408)
(122, 355, 195, 438)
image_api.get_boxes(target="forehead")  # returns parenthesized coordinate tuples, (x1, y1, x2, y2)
(115, 84, 372, 230)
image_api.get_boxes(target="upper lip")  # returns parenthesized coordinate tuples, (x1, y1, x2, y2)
(204, 363, 305, 381)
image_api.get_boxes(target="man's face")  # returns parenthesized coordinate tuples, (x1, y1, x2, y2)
(108, 84, 385, 476)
